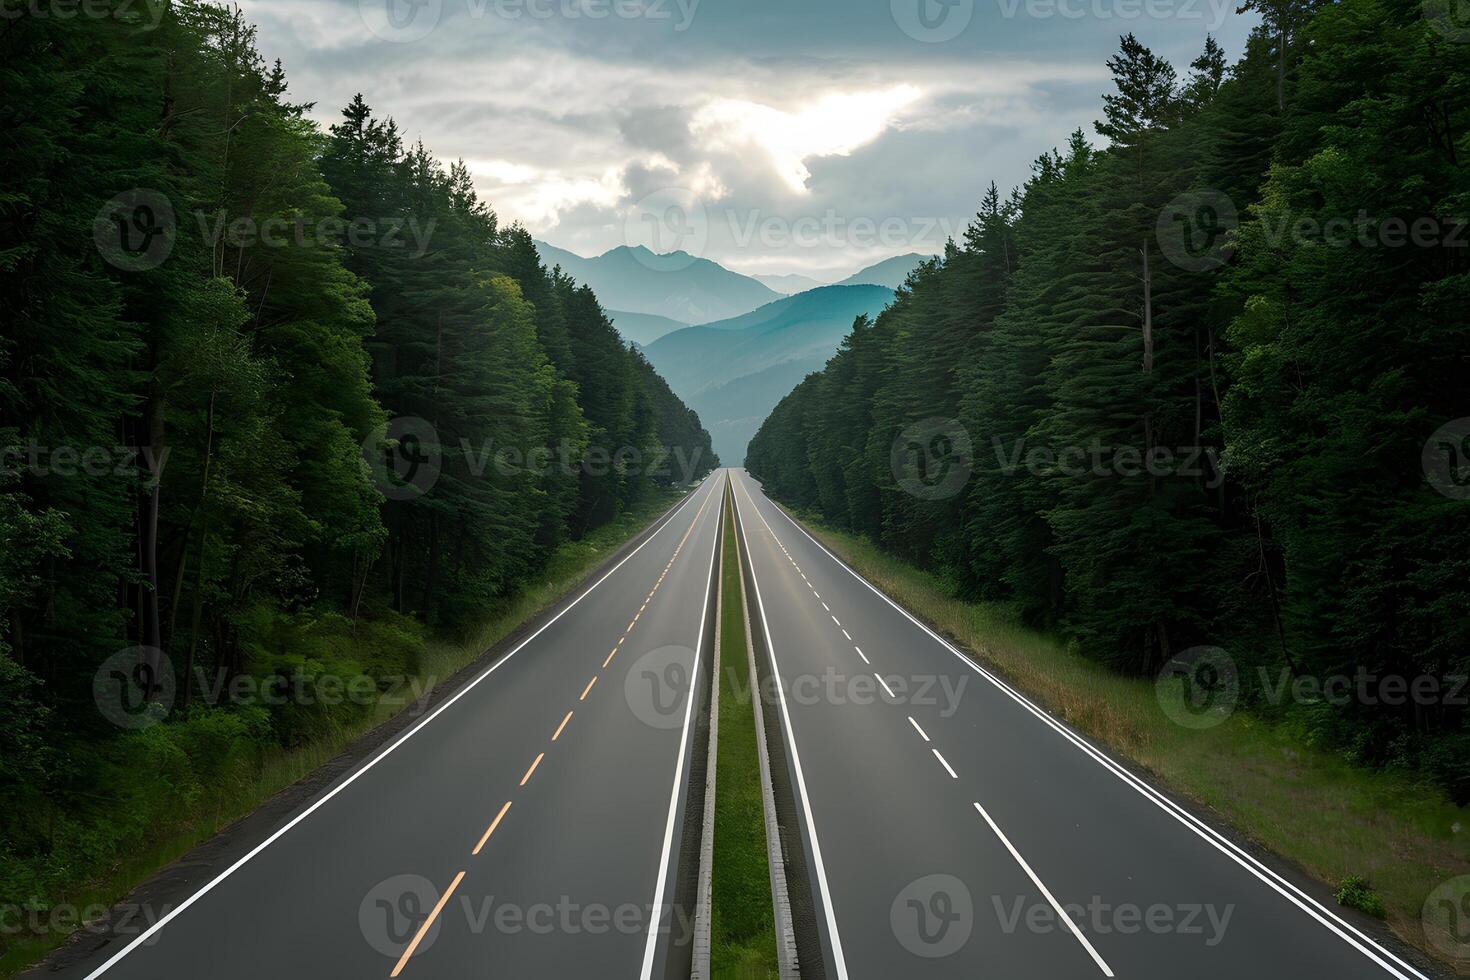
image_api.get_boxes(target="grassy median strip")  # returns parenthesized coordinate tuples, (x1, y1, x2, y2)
(788, 510, 1470, 963)
(710, 490, 780, 978)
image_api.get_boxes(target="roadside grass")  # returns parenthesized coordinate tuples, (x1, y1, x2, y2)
(710, 489, 780, 979)
(0, 489, 687, 980)
(789, 511, 1470, 969)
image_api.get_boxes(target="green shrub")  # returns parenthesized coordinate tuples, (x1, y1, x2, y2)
(1335, 875, 1387, 920)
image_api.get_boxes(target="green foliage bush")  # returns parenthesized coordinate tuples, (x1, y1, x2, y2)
(1335, 875, 1388, 920)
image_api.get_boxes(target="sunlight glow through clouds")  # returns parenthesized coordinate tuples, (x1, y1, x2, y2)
(690, 85, 923, 193)
(460, 160, 625, 225)
(459, 156, 725, 228)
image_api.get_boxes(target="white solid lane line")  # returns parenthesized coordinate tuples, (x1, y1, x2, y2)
(639, 477, 724, 980)
(82, 476, 719, 980)
(974, 802, 1115, 976)
(733, 476, 851, 980)
(738, 471, 1429, 980)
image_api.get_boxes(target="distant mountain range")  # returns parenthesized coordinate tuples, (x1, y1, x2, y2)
(643, 285, 895, 464)
(753, 272, 826, 294)
(604, 310, 688, 347)
(533, 241, 781, 325)
(835, 252, 932, 289)
(749, 254, 932, 295)
(532, 242, 923, 459)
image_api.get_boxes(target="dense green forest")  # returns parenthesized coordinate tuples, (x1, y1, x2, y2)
(0, 0, 713, 936)
(748, 3, 1470, 797)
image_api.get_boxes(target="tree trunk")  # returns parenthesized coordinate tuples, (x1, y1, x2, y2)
(182, 501, 213, 711)
(139, 383, 166, 698)
(1140, 241, 1154, 376)
(8, 611, 23, 666)
(1254, 508, 1300, 676)
(1277, 28, 1286, 112)
(421, 510, 439, 619)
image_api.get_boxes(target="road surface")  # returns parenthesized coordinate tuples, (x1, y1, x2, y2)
(44, 467, 1436, 980)
(728, 467, 1429, 980)
(55, 475, 725, 980)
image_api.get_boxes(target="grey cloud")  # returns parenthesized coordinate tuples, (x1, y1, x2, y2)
(237, 0, 1257, 276)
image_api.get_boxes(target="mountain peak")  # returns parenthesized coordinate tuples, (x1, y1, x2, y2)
(835, 252, 935, 289)
(534, 240, 780, 324)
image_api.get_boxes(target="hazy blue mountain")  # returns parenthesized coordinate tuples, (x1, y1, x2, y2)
(643, 284, 894, 463)
(753, 272, 826, 294)
(605, 310, 688, 347)
(534, 240, 781, 324)
(834, 252, 932, 289)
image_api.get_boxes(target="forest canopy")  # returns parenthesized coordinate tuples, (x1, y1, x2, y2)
(747, 6, 1470, 798)
(0, 0, 715, 926)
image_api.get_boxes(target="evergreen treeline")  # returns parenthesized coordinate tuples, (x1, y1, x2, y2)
(0, 0, 713, 920)
(748, 4, 1470, 797)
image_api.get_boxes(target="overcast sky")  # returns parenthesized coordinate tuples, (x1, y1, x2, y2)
(240, 0, 1256, 281)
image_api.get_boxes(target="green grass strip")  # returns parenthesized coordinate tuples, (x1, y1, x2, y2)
(710, 489, 780, 979)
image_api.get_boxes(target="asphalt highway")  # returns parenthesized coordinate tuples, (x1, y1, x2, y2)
(45, 467, 1435, 980)
(57, 474, 725, 980)
(729, 467, 1429, 980)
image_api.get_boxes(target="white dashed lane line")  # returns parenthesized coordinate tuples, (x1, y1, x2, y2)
(747, 484, 995, 879)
